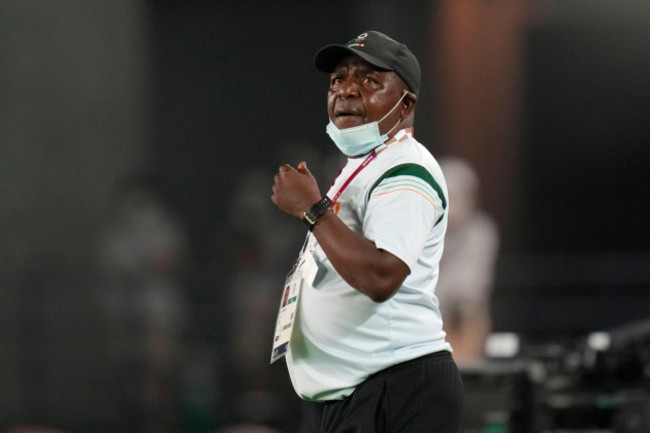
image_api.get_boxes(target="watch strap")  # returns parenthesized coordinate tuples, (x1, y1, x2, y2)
(302, 196, 333, 230)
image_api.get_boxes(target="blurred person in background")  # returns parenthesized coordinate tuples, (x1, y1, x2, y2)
(436, 157, 500, 364)
(98, 174, 188, 433)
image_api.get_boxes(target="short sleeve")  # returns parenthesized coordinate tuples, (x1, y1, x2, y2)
(363, 164, 447, 270)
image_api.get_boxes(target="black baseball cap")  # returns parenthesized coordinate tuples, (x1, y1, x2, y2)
(314, 31, 421, 96)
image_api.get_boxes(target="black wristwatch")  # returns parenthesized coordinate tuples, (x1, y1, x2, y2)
(302, 196, 333, 230)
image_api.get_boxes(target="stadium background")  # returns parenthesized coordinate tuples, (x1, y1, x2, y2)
(1, 0, 649, 431)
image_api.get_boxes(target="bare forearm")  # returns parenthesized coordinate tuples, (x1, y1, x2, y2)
(271, 161, 409, 302)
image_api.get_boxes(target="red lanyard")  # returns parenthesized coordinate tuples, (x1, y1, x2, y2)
(327, 127, 413, 204)
(329, 150, 378, 203)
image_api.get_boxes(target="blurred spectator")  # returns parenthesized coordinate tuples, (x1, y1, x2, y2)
(437, 157, 500, 364)
(97, 174, 188, 433)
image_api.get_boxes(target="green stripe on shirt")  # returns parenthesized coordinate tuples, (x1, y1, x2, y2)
(368, 163, 447, 210)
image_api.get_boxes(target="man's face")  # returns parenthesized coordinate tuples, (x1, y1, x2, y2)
(327, 55, 406, 133)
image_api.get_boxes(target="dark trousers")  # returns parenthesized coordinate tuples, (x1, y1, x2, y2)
(300, 351, 464, 433)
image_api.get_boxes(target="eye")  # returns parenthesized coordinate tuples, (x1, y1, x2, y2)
(330, 75, 344, 90)
(361, 74, 381, 87)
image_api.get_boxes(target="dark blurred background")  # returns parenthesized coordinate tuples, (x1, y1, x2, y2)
(1, 0, 649, 432)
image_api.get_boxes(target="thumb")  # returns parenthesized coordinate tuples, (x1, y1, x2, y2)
(297, 161, 311, 175)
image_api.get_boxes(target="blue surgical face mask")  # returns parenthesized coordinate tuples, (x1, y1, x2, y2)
(326, 92, 408, 157)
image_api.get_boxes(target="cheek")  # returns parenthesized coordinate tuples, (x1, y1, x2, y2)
(365, 95, 386, 117)
(327, 94, 336, 115)
(369, 90, 392, 104)
(327, 92, 335, 104)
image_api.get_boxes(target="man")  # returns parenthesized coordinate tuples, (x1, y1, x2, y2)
(271, 31, 464, 432)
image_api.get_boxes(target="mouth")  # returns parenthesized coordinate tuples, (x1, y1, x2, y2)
(333, 109, 365, 128)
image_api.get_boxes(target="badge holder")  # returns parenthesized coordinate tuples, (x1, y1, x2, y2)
(269, 255, 298, 363)
(270, 249, 320, 363)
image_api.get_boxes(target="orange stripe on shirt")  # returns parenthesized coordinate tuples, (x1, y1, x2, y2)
(370, 187, 440, 210)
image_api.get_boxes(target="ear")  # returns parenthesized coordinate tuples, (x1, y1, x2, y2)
(400, 91, 418, 120)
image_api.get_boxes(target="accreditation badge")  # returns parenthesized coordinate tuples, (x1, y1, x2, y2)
(270, 253, 317, 364)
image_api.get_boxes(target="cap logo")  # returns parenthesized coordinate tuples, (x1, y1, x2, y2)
(355, 33, 368, 42)
(347, 32, 368, 49)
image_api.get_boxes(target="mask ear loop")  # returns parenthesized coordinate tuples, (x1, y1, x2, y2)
(379, 91, 409, 137)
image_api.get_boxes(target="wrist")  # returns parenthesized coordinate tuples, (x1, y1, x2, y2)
(302, 196, 333, 231)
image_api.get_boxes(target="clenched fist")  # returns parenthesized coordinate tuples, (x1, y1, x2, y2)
(271, 161, 322, 219)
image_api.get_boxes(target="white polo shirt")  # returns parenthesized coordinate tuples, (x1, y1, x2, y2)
(286, 130, 451, 401)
